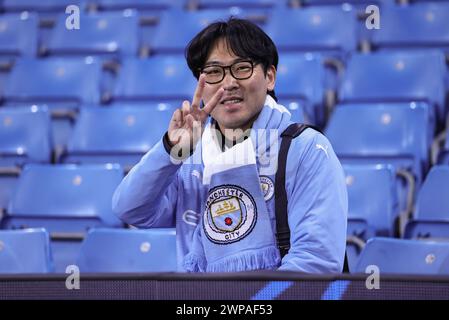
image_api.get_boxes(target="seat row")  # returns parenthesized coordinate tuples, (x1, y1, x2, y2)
(2, 228, 449, 275)
(1, 2, 449, 59)
(0, 228, 177, 273)
(0, 49, 447, 129)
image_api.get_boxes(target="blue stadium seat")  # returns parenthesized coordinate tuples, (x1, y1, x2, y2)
(3, 103, 77, 155)
(3, 58, 103, 106)
(0, 13, 38, 58)
(77, 228, 177, 272)
(3, 164, 124, 233)
(297, 0, 390, 5)
(61, 105, 174, 171)
(405, 166, 449, 240)
(188, 0, 276, 9)
(94, 0, 180, 11)
(0, 106, 52, 213)
(0, 106, 52, 167)
(0, 228, 53, 273)
(276, 53, 326, 125)
(265, 6, 357, 54)
(45, 11, 140, 57)
(150, 9, 241, 54)
(339, 51, 447, 124)
(343, 164, 399, 272)
(326, 102, 432, 232)
(354, 237, 449, 275)
(1, 164, 124, 272)
(3, 0, 86, 12)
(344, 164, 399, 239)
(326, 103, 432, 185)
(112, 56, 196, 102)
(371, 3, 449, 52)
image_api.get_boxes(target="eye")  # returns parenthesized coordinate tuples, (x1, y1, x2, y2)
(203, 67, 222, 75)
(234, 64, 251, 72)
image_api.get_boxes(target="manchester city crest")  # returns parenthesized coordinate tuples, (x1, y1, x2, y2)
(259, 176, 274, 201)
(204, 185, 257, 244)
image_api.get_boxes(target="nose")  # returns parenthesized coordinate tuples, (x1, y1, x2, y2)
(222, 68, 239, 91)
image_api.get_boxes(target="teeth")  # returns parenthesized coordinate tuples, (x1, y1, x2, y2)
(223, 99, 242, 105)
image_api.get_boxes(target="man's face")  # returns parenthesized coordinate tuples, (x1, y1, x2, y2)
(201, 38, 276, 131)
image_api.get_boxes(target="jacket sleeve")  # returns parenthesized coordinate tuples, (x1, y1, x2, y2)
(278, 129, 348, 273)
(112, 139, 182, 228)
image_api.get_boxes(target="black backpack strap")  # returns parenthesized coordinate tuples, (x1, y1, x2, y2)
(275, 123, 349, 273)
(275, 123, 319, 258)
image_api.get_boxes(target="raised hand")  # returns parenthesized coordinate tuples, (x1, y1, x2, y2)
(167, 74, 224, 159)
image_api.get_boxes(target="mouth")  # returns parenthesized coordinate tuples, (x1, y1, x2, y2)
(219, 96, 244, 110)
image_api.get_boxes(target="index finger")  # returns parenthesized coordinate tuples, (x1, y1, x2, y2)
(202, 87, 224, 116)
(191, 74, 205, 110)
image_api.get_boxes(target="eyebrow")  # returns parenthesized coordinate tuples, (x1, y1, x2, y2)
(204, 58, 249, 67)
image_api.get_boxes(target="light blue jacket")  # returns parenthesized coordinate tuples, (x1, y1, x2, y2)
(112, 97, 348, 273)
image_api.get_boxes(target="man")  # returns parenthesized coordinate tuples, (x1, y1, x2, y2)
(112, 18, 347, 273)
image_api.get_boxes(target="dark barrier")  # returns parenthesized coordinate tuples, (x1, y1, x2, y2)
(1, 271, 449, 300)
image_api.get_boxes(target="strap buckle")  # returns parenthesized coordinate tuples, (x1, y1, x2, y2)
(276, 231, 291, 257)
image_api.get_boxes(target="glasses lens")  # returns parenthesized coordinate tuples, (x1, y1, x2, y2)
(231, 61, 253, 79)
(202, 66, 223, 84)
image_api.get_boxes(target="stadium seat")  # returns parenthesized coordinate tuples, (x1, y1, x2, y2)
(0, 106, 52, 167)
(112, 55, 197, 102)
(326, 103, 432, 185)
(409, 0, 449, 3)
(326, 102, 432, 233)
(370, 3, 449, 52)
(44, 11, 140, 57)
(60, 105, 174, 171)
(275, 53, 326, 125)
(344, 164, 399, 239)
(405, 166, 449, 240)
(296, 0, 390, 5)
(3, 164, 124, 232)
(0, 106, 52, 213)
(339, 51, 447, 124)
(77, 228, 177, 272)
(94, 0, 179, 11)
(3, 58, 103, 106)
(3, 103, 78, 154)
(0, 13, 38, 58)
(1, 164, 124, 272)
(354, 237, 449, 275)
(344, 164, 399, 272)
(265, 6, 357, 54)
(187, 0, 276, 9)
(0, 228, 53, 273)
(3, 0, 86, 12)
(150, 9, 242, 54)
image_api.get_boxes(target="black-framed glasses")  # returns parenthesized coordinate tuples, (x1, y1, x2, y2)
(200, 60, 254, 84)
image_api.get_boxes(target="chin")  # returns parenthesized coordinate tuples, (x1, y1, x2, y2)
(216, 116, 251, 130)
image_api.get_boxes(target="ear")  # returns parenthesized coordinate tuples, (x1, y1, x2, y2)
(266, 65, 276, 91)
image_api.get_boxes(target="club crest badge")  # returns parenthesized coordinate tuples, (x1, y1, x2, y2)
(204, 185, 257, 244)
(259, 176, 274, 201)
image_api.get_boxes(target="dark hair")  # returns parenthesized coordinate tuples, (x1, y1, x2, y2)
(185, 18, 278, 102)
